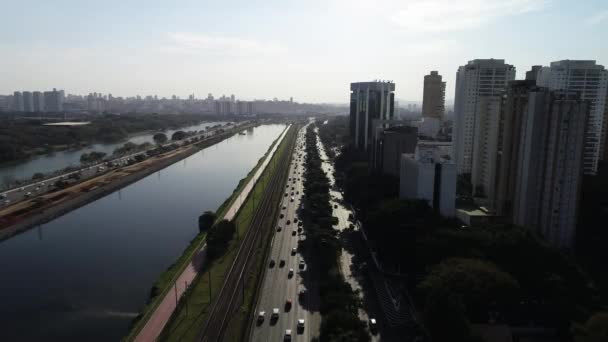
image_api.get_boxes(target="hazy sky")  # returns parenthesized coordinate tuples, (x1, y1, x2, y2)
(1, 0, 607, 103)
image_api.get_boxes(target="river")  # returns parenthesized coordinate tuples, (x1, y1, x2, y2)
(0, 121, 226, 184)
(0, 124, 286, 341)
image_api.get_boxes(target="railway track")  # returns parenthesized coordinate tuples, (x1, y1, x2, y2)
(198, 125, 297, 341)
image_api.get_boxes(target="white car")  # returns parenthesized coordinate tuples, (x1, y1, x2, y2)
(257, 311, 265, 322)
(288, 268, 294, 278)
(297, 319, 305, 329)
(272, 308, 280, 319)
(284, 329, 292, 341)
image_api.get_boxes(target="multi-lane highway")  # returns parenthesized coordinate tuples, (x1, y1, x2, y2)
(250, 125, 321, 342)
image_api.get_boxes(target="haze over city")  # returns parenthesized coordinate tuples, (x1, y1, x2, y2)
(2, 0, 607, 102)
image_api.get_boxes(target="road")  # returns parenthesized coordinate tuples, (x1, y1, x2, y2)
(133, 125, 290, 342)
(0, 121, 249, 209)
(250, 125, 321, 342)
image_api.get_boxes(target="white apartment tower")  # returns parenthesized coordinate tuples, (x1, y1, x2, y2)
(534, 60, 608, 175)
(453, 59, 516, 175)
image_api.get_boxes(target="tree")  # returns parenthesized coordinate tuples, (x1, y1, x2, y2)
(171, 131, 186, 141)
(418, 258, 520, 321)
(32, 172, 45, 180)
(80, 151, 106, 164)
(153, 133, 168, 145)
(198, 211, 216, 232)
(206, 219, 236, 260)
(572, 312, 608, 342)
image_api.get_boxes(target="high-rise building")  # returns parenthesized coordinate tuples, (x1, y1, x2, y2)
(33, 91, 45, 112)
(22, 91, 34, 112)
(534, 60, 608, 175)
(453, 59, 516, 175)
(372, 126, 418, 177)
(246, 101, 255, 115)
(422, 71, 446, 120)
(43, 88, 64, 112)
(350, 81, 395, 151)
(400, 145, 457, 217)
(487, 80, 588, 248)
(12, 91, 24, 111)
(470, 96, 502, 199)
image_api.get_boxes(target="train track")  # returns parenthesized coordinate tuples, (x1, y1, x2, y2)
(198, 125, 297, 341)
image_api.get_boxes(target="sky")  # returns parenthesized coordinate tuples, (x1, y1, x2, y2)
(1, 0, 607, 104)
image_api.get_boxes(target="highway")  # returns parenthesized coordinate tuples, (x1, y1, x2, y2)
(198, 124, 298, 341)
(0, 121, 249, 209)
(250, 125, 321, 342)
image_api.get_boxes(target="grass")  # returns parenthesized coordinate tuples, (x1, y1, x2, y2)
(123, 125, 287, 342)
(158, 126, 294, 342)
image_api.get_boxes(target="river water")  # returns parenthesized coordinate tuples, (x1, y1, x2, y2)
(0, 124, 286, 341)
(0, 121, 226, 183)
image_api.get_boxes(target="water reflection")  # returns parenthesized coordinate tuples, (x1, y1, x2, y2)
(0, 124, 286, 341)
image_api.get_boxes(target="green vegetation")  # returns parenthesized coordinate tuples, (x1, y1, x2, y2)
(317, 116, 607, 341)
(301, 125, 369, 342)
(171, 131, 187, 141)
(153, 132, 168, 145)
(80, 151, 107, 164)
(198, 211, 216, 232)
(0, 113, 210, 164)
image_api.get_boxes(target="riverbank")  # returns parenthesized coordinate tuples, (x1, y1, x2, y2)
(122, 125, 288, 342)
(0, 122, 257, 242)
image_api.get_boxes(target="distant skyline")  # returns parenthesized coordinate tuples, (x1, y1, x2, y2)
(1, 0, 607, 103)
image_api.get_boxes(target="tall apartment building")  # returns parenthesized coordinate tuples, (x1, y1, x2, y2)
(43, 88, 64, 112)
(12, 91, 24, 111)
(422, 71, 446, 120)
(489, 81, 588, 248)
(33, 91, 44, 112)
(22, 91, 34, 112)
(471, 96, 502, 199)
(246, 101, 255, 115)
(350, 81, 395, 151)
(534, 60, 608, 175)
(453, 59, 516, 175)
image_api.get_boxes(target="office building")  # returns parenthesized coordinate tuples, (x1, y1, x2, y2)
(350, 81, 395, 151)
(246, 101, 255, 115)
(422, 71, 446, 120)
(533, 60, 608, 175)
(400, 145, 456, 217)
(453, 59, 516, 175)
(373, 126, 418, 177)
(12, 91, 24, 111)
(22, 91, 34, 112)
(33, 91, 44, 112)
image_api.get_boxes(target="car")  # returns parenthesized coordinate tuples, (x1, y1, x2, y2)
(284, 193, 288, 197)
(279, 259, 285, 267)
(293, 218, 298, 223)
(299, 260, 305, 270)
(286, 220, 291, 225)
(291, 191, 294, 195)
(272, 308, 280, 319)
(290, 197, 295, 202)
(296, 191, 299, 194)
(297, 318, 305, 330)
(369, 318, 378, 333)
(292, 230, 297, 236)
(35, 187, 40, 191)
(334, 204, 338, 209)
(288, 268, 294, 277)
(25, 192, 32, 197)
(291, 247, 297, 255)
(284, 329, 292, 341)
(257, 311, 265, 323)
(277, 226, 282, 232)
(297, 227, 303, 233)
(280, 213, 285, 219)
(269, 259, 276, 267)
(285, 299, 292, 310)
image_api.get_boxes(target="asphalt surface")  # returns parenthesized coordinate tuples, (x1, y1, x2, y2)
(250, 126, 321, 342)
(0, 122, 247, 209)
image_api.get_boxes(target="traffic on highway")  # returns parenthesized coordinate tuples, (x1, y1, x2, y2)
(250, 125, 321, 342)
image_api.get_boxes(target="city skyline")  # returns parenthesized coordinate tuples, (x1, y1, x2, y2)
(1, 0, 607, 103)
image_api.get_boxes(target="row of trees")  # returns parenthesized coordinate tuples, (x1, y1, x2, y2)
(300, 125, 369, 342)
